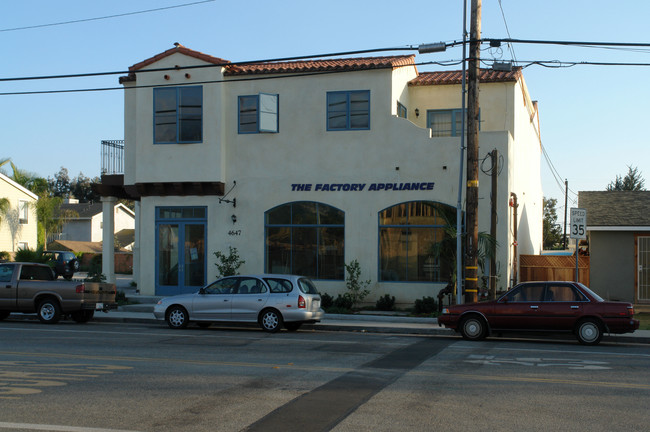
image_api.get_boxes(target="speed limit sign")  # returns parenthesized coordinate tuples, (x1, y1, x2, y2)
(570, 208, 587, 239)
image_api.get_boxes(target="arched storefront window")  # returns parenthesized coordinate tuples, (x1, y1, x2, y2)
(265, 202, 344, 280)
(379, 201, 456, 282)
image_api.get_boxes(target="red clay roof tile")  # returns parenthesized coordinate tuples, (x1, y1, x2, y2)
(223, 55, 416, 75)
(129, 43, 230, 71)
(409, 67, 522, 86)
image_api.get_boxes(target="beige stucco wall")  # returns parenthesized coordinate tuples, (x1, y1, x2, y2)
(124, 53, 542, 303)
(0, 174, 38, 252)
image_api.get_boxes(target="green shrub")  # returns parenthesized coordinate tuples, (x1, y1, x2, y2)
(214, 246, 245, 277)
(0, 251, 10, 261)
(14, 247, 47, 263)
(334, 294, 354, 311)
(414, 296, 437, 315)
(85, 255, 106, 282)
(376, 294, 396, 311)
(320, 292, 333, 309)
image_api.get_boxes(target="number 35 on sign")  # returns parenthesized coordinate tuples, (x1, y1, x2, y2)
(570, 208, 587, 240)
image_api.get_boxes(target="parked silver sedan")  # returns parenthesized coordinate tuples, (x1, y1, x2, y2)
(153, 274, 324, 332)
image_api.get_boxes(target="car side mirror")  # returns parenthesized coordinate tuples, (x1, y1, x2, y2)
(198, 287, 206, 295)
(500, 297, 508, 304)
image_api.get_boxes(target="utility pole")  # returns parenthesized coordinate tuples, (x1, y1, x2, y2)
(465, 0, 481, 303)
(563, 179, 568, 249)
(489, 148, 498, 299)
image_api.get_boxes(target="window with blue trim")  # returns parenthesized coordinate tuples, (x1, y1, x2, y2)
(426, 109, 478, 137)
(238, 93, 279, 134)
(379, 201, 456, 282)
(265, 202, 344, 279)
(154, 86, 202, 143)
(397, 102, 407, 119)
(327, 90, 370, 130)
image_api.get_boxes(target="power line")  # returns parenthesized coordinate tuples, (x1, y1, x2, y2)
(496, 0, 518, 64)
(0, 0, 216, 33)
(0, 46, 421, 83)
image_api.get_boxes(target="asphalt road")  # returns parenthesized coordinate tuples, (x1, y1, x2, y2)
(1, 320, 649, 432)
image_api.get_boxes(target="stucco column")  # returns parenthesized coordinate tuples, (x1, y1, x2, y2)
(133, 201, 140, 292)
(101, 196, 116, 285)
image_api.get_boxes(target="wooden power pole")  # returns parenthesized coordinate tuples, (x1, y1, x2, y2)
(465, 0, 481, 303)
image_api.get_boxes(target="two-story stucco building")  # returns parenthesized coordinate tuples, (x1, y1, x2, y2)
(96, 43, 543, 304)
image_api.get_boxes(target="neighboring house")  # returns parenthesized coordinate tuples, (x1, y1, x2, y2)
(0, 172, 38, 252)
(58, 199, 135, 245)
(579, 191, 650, 304)
(95, 43, 543, 300)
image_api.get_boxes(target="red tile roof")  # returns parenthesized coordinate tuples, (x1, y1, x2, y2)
(409, 67, 522, 86)
(223, 55, 416, 76)
(129, 43, 229, 71)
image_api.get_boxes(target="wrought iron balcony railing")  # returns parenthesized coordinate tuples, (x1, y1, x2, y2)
(101, 140, 124, 175)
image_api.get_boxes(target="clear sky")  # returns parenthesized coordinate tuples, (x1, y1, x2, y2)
(2, 0, 649, 211)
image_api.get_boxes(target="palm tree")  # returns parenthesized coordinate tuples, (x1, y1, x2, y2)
(428, 209, 498, 299)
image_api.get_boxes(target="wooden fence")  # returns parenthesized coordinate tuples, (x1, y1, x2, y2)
(519, 255, 589, 284)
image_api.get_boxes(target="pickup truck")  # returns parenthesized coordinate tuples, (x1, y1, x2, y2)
(0, 262, 117, 324)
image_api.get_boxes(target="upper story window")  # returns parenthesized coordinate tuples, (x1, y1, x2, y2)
(154, 86, 202, 144)
(397, 102, 407, 119)
(327, 90, 370, 131)
(238, 93, 279, 134)
(19, 200, 28, 224)
(427, 109, 478, 137)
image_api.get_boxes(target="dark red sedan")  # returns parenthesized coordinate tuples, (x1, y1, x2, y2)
(438, 281, 639, 345)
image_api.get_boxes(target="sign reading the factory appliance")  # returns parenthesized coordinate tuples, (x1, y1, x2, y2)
(291, 182, 435, 192)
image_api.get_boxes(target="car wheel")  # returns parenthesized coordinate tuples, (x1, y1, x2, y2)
(0, 311, 9, 321)
(38, 298, 62, 324)
(285, 322, 302, 332)
(196, 322, 212, 328)
(459, 315, 487, 340)
(71, 310, 94, 323)
(575, 318, 603, 345)
(166, 306, 189, 329)
(259, 309, 283, 333)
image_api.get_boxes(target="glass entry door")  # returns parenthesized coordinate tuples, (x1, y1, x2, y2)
(156, 207, 207, 296)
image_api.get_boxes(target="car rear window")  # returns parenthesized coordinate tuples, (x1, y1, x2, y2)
(265, 278, 293, 293)
(297, 278, 319, 294)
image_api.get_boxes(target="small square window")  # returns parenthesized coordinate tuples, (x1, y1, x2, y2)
(327, 90, 370, 131)
(238, 93, 279, 134)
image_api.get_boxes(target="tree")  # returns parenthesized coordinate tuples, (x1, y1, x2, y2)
(428, 209, 498, 296)
(70, 172, 101, 203)
(607, 165, 646, 191)
(543, 197, 564, 250)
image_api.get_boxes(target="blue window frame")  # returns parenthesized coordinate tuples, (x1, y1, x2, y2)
(238, 93, 279, 134)
(327, 90, 370, 131)
(426, 109, 479, 137)
(265, 202, 345, 280)
(154, 86, 202, 143)
(379, 201, 457, 282)
(397, 102, 407, 119)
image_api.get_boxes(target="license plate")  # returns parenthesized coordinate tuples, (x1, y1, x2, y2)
(313, 300, 320, 309)
(95, 303, 104, 310)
